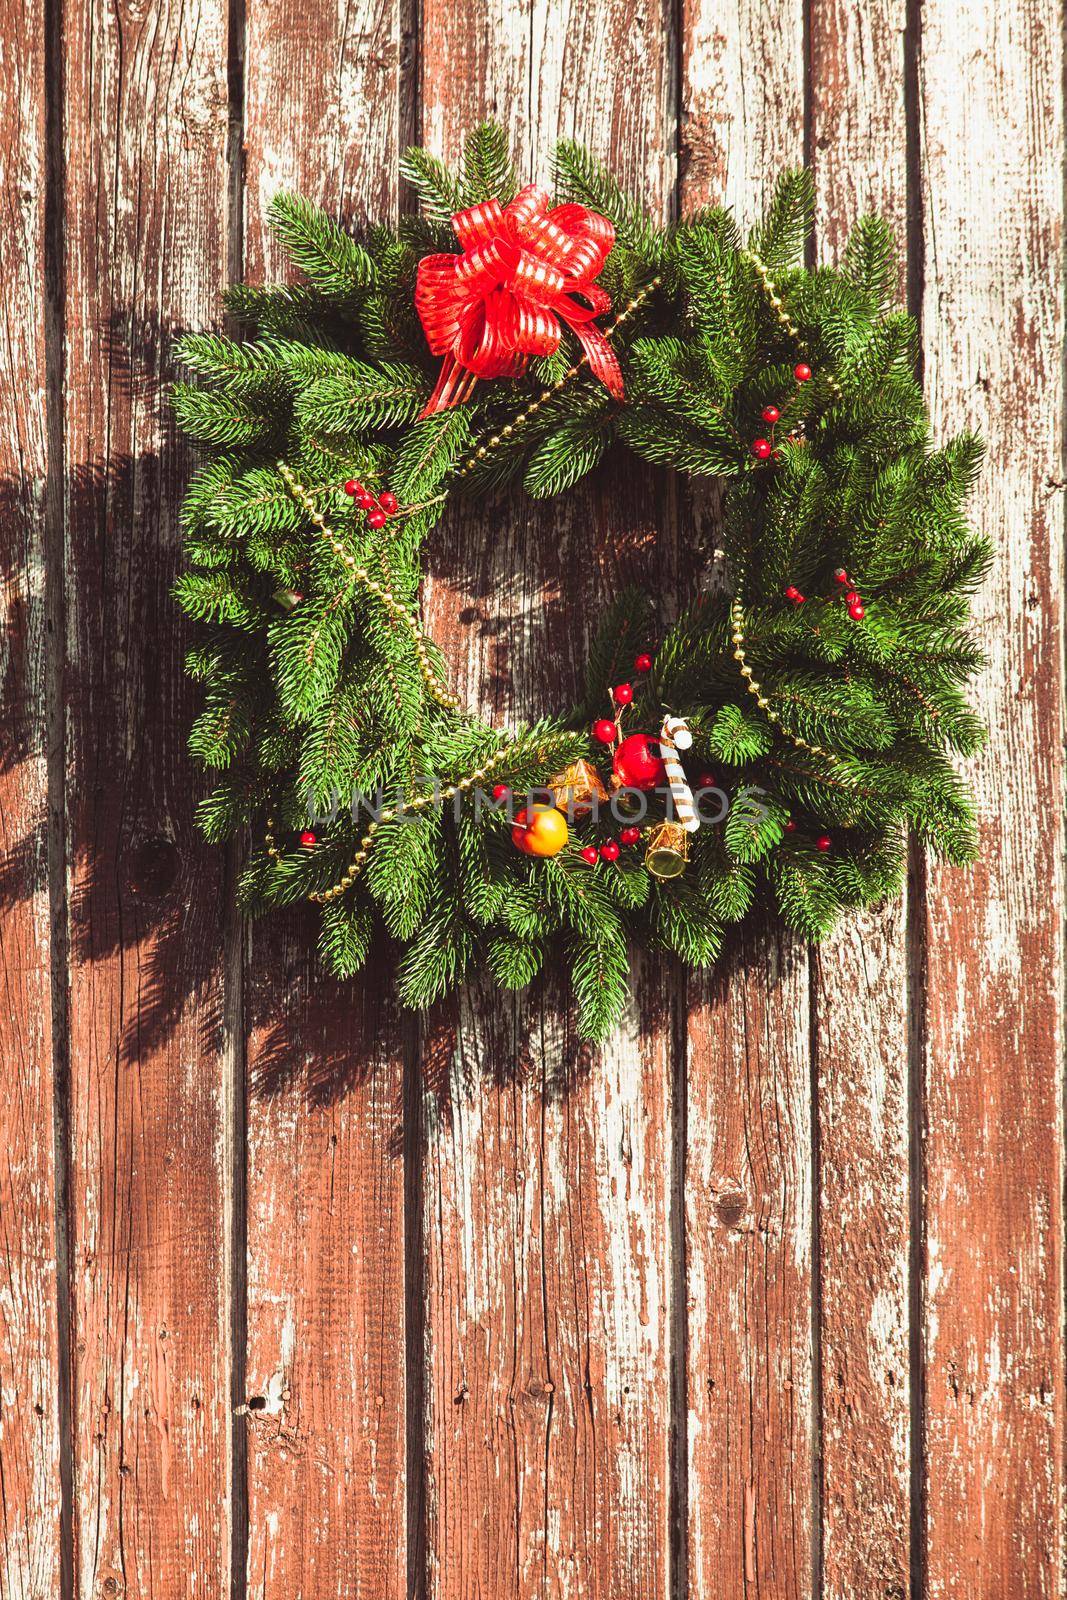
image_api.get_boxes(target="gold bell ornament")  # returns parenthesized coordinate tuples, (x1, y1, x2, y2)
(644, 819, 690, 879)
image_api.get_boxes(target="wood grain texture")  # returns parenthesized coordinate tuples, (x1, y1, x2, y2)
(240, 5, 408, 1596)
(61, 1, 233, 1592)
(416, 4, 677, 1594)
(918, 0, 1066, 1594)
(683, 929, 815, 1598)
(0, 1, 62, 1593)
(679, 6, 815, 1594)
(809, 2, 912, 1593)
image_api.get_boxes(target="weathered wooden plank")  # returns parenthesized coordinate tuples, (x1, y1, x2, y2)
(679, 8, 815, 1595)
(0, 1, 63, 1593)
(918, 0, 1065, 1594)
(812, 909, 911, 1595)
(808, 2, 912, 1592)
(240, 6, 409, 1596)
(416, 6, 676, 1594)
(61, 2, 233, 1593)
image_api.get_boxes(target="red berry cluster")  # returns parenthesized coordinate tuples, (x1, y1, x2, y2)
(834, 567, 865, 621)
(344, 479, 400, 529)
(750, 362, 812, 460)
(581, 825, 642, 867)
(591, 651, 654, 744)
(781, 564, 867, 621)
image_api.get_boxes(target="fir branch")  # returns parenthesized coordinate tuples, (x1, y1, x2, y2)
(267, 192, 376, 301)
(400, 147, 464, 225)
(461, 123, 518, 206)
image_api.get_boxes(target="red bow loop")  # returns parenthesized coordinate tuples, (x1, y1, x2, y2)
(451, 197, 508, 251)
(415, 186, 623, 416)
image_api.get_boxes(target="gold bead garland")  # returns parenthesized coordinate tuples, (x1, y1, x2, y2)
(453, 273, 664, 480)
(264, 744, 518, 903)
(730, 597, 838, 763)
(745, 250, 844, 402)
(277, 461, 462, 714)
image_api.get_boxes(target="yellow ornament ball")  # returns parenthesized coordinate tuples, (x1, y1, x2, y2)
(511, 803, 569, 858)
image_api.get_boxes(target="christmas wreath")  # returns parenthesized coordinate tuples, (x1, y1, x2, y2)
(173, 125, 986, 1039)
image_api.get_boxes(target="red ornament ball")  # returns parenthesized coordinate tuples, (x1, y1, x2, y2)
(697, 772, 717, 790)
(613, 733, 667, 792)
(784, 584, 803, 603)
(634, 652, 653, 674)
(343, 479, 361, 497)
(378, 491, 399, 514)
(367, 508, 388, 529)
(492, 783, 511, 801)
(620, 825, 641, 846)
(844, 590, 860, 605)
(848, 601, 866, 621)
(785, 819, 797, 833)
(817, 834, 832, 852)
(761, 404, 780, 424)
(834, 568, 850, 585)
(592, 718, 618, 745)
(581, 845, 600, 866)
(794, 362, 812, 382)
(600, 839, 621, 863)
(751, 438, 773, 459)
(300, 829, 317, 848)
(613, 682, 634, 705)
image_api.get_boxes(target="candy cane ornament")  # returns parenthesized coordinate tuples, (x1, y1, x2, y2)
(659, 715, 700, 833)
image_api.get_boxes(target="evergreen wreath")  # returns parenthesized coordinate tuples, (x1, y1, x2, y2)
(173, 125, 987, 1039)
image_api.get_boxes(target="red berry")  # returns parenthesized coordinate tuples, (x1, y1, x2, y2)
(784, 585, 800, 600)
(794, 362, 812, 382)
(634, 652, 653, 674)
(620, 825, 641, 846)
(785, 819, 797, 833)
(492, 783, 510, 801)
(613, 682, 634, 705)
(378, 491, 399, 514)
(593, 718, 618, 745)
(697, 773, 717, 790)
(581, 845, 599, 866)
(762, 404, 780, 424)
(600, 840, 621, 862)
(752, 438, 773, 459)
(848, 601, 866, 621)
(817, 834, 832, 852)
(834, 568, 849, 585)
(844, 590, 860, 605)
(343, 479, 361, 496)
(300, 829, 317, 848)
(367, 508, 387, 529)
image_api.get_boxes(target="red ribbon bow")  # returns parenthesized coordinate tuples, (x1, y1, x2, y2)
(414, 185, 623, 416)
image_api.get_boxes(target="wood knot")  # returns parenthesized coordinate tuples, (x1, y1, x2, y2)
(713, 1187, 748, 1227)
(126, 835, 181, 897)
